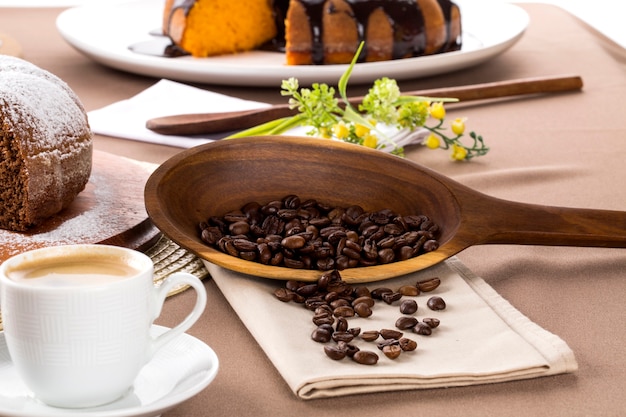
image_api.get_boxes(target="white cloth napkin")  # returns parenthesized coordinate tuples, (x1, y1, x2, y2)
(205, 257, 577, 400)
(87, 79, 429, 150)
(87, 79, 271, 148)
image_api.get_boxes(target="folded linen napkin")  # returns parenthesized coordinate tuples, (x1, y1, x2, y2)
(205, 257, 577, 400)
(87, 79, 270, 148)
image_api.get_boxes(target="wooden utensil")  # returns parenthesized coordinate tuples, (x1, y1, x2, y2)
(144, 136, 625, 283)
(145, 75, 583, 136)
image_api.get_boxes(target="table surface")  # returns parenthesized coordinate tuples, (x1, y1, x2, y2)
(1, 3, 625, 417)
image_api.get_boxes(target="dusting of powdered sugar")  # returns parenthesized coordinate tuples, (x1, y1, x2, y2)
(0, 155, 158, 258)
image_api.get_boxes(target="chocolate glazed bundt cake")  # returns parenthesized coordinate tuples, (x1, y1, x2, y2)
(162, 0, 462, 64)
(0, 56, 93, 232)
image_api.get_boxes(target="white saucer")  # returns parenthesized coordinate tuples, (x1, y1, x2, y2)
(0, 325, 218, 417)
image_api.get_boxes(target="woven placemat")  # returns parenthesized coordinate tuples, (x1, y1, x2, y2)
(0, 235, 210, 331)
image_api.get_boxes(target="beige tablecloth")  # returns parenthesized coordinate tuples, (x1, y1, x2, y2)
(1, 3, 625, 416)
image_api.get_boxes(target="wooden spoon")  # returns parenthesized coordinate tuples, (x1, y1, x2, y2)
(144, 136, 625, 283)
(146, 75, 583, 136)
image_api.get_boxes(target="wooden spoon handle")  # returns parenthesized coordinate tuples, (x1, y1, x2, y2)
(146, 75, 583, 136)
(473, 197, 626, 248)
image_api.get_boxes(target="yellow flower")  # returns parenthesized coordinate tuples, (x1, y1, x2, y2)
(332, 121, 350, 139)
(424, 134, 440, 149)
(451, 144, 468, 161)
(354, 123, 370, 138)
(430, 102, 446, 120)
(451, 118, 466, 135)
(318, 126, 332, 139)
(362, 134, 378, 149)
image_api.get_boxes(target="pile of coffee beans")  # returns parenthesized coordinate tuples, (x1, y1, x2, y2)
(199, 194, 441, 271)
(273, 269, 446, 365)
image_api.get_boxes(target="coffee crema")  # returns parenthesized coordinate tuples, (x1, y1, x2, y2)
(7, 257, 140, 287)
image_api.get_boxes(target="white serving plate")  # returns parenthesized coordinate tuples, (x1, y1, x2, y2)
(56, 0, 529, 86)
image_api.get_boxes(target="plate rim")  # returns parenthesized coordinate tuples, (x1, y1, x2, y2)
(56, 0, 529, 86)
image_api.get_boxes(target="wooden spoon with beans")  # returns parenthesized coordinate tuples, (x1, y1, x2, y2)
(145, 136, 626, 283)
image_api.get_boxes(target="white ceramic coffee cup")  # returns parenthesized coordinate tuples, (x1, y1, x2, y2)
(0, 244, 207, 409)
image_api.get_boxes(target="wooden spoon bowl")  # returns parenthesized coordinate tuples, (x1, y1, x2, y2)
(145, 136, 626, 283)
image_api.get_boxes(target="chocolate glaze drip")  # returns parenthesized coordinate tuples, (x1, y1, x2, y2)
(132, 0, 461, 61)
(436, 0, 462, 53)
(292, 0, 460, 64)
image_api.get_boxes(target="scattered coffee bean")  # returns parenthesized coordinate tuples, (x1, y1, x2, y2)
(370, 287, 393, 299)
(353, 302, 373, 318)
(399, 299, 418, 315)
(417, 277, 441, 292)
(382, 344, 403, 359)
(274, 269, 448, 365)
(397, 285, 420, 296)
(324, 344, 347, 360)
(311, 327, 332, 343)
(353, 350, 379, 365)
(361, 330, 380, 342)
(395, 316, 419, 330)
(427, 296, 446, 311)
(380, 329, 404, 340)
(399, 338, 418, 352)
(332, 331, 355, 343)
(412, 322, 433, 336)
(381, 291, 402, 305)
(422, 317, 440, 329)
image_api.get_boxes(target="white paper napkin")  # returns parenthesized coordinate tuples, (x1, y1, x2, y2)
(87, 79, 271, 148)
(205, 257, 577, 400)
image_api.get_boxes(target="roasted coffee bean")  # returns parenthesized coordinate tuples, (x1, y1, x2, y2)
(377, 338, 400, 350)
(338, 341, 360, 358)
(399, 299, 418, 315)
(312, 313, 334, 326)
(353, 286, 371, 298)
(273, 288, 295, 302)
(380, 329, 403, 340)
(348, 327, 361, 337)
(333, 306, 355, 318)
(397, 285, 420, 297)
(311, 327, 332, 343)
(417, 277, 441, 292)
(202, 195, 441, 271)
(353, 302, 373, 318)
(399, 338, 418, 352)
(296, 283, 318, 297)
(382, 344, 402, 359)
(423, 317, 441, 328)
(395, 316, 419, 330)
(377, 248, 395, 264)
(200, 226, 223, 245)
(281, 234, 306, 249)
(381, 291, 402, 305)
(361, 330, 380, 342)
(335, 317, 349, 332)
(412, 322, 433, 336)
(370, 287, 393, 299)
(352, 296, 375, 308)
(423, 239, 439, 252)
(324, 344, 347, 360)
(427, 296, 446, 311)
(332, 331, 355, 343)
(352, 350, 379, 365)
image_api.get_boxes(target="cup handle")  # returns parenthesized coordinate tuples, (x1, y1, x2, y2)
(149, 272, 207, 357)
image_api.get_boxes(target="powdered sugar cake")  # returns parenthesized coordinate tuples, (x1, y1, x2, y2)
(0, 151, 160, 261)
